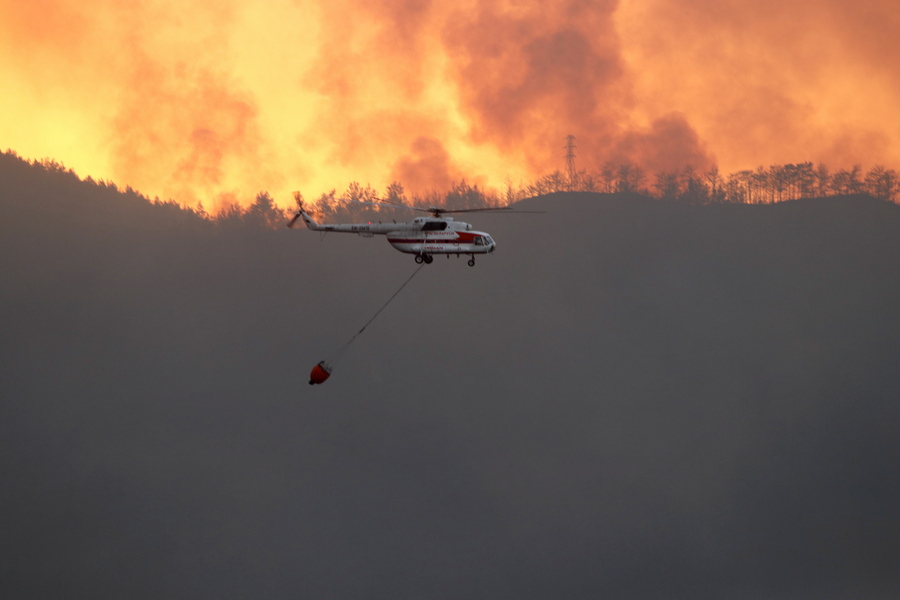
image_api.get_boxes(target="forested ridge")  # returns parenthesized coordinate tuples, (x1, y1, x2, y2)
(6, 150, 899, 227)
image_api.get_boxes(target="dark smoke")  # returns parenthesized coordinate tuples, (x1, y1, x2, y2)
(3, 152, 900, 599)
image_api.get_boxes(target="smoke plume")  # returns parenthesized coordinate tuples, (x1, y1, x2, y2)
(1, 0, 897, 208)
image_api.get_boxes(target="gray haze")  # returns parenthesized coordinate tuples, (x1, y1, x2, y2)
(3, 155, 900, 599)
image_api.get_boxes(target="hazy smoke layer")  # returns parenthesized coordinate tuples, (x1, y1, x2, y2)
(3, 153, 900, 599)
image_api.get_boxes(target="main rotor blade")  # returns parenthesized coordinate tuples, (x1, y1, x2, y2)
(421, 206, 545, 215)
(341, 197, 544, 215)
(343, 198, 411, 210)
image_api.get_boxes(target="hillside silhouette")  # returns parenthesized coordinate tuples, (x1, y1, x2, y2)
(3, 154, 900, 599)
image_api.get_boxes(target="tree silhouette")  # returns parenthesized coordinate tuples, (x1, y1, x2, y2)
(384, 181, 407, 205)
(616, 163, 645, 194)
(504, 156, 900, 205)
(654, 170, 680, 200)
(865, 165, 900, 201)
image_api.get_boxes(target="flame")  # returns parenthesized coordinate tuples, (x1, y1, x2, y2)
(1, 0, 898, 212)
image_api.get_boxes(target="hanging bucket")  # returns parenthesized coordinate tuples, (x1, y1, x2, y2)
(309, 361, 332, 385)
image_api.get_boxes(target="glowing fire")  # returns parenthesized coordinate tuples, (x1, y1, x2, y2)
(2, 0, 898, 213)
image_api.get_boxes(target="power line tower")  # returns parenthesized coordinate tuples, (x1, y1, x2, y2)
(565, 135, 577, 191)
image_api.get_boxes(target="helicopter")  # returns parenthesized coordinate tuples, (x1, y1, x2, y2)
(288, 198, 537, 266)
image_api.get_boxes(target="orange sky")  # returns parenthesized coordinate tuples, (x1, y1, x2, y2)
(2, 0, 898, 211)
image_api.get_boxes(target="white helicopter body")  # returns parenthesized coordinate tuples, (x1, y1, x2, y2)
(293, 207, 497, 266)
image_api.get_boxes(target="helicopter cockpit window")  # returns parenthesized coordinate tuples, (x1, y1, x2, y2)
(422, 221, 448, 231)
(474, 236, 485, 245)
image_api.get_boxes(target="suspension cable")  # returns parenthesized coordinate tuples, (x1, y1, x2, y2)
(326, 264, 424, 363)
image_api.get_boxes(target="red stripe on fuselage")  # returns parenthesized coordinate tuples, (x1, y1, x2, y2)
(387, 232, 479, 243)
(388, 239, 464, 244)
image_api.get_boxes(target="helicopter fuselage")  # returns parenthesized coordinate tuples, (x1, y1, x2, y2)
(297, 211, 496, 265)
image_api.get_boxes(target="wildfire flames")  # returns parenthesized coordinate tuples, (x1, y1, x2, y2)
(2, 0, 898, 212)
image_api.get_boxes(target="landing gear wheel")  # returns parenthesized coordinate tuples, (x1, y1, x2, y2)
(424, 254, 434, 264)
(415, 255, 424, 264)
(468, 257, 476, 267)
